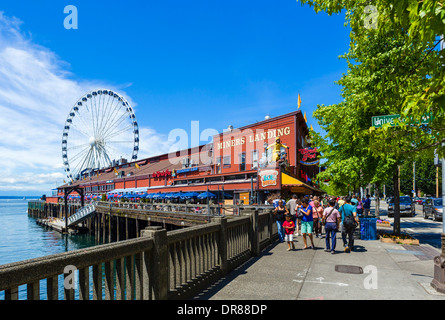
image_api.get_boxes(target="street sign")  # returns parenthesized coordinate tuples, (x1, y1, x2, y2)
(372, 114, 400, 128)
(372, 113, 433, 128)
(434, 150, 442, 167)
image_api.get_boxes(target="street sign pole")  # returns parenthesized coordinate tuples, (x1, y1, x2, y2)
(413, 161, 416, 198)
(440, 145, 445, 239)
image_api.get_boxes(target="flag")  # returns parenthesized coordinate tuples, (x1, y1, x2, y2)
(298, 93, 301, 109)
(114, 168, 118, 175)
(310, 124, 314, 131)
(135, 163, 140, 169)
(304, 112, 307, 122)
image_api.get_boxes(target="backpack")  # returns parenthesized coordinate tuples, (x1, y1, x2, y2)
(341, 205, 357, 230)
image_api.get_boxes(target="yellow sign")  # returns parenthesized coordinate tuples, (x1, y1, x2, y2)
(239, 192, 250, 204)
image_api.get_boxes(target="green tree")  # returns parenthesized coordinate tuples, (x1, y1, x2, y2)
(302, 0, 445, 234)
(399, 153, 442, 196)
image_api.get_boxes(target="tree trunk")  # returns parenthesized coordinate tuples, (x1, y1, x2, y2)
(393, 169, 401, 235)
(375, 183, 380, 219)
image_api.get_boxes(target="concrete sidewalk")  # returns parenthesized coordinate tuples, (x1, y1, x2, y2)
(193, 232, 445, 300)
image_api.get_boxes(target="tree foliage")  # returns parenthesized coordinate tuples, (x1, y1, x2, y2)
(299, 0, 445, 234)
(299, 0, 445, 158)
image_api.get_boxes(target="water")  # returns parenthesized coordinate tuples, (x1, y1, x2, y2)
(0, 197, 99, 299)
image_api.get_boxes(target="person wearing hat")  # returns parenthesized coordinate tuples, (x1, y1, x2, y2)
(283, 213, 296, 251)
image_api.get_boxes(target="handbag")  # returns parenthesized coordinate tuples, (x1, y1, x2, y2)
(297, 208, 304, 219)
(321, 208, 334, 226)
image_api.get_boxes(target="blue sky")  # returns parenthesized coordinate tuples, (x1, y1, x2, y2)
(0, 1, 350, 195)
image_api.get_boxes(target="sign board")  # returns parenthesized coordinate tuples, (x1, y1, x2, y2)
(239, 192, 250, 205)
(258, 168, 280, 189)
(299, 147, 318, 161)
(176, 167, 198, 174)
(372, 113, 433, 128)
(434, 150, 442, 167)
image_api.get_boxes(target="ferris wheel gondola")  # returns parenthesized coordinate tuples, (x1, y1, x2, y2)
(62, 89, 139, 182)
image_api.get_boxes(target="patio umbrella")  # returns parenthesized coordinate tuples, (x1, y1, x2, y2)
(180, 192, 200, 199)
(152, 193, 165, 200)
(197, 192, 216, 199)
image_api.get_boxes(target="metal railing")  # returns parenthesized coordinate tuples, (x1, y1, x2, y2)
(67, 203, 97, 226)
(98, 201, 273, 216)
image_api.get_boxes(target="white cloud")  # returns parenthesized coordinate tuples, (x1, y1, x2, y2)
(0, 12, 172, 194)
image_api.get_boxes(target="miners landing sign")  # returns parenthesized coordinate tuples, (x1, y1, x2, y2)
(258, 169, 279, 188)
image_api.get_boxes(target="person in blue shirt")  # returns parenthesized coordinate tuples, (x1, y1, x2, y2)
(273, 198, 286, 208)
(350, 195, 359, 207)
(339, 196, 359, 252)
(363, 194, 371, 216)
(300, 198, 315, 249)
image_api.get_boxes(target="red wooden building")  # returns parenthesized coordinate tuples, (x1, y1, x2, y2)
(57, 110, 322, 203)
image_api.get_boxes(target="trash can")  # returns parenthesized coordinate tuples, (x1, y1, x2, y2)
(359, 218, 377, 240)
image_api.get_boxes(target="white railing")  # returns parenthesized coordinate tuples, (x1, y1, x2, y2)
(67, 203, 96, 226)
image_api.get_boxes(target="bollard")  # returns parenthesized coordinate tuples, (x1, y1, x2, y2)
(431, 234, 445, 293)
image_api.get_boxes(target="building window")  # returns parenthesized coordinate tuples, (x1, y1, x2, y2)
(181, 157, 190, 168)
(251, 150, 258, 169)
(223, 155, 231, 168)
(239, 153, 246, 171)
(216, 157, 221, 174)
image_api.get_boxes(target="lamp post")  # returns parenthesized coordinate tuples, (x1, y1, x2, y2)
(432, 147, 445, 293)
(413, 161, 416, 198)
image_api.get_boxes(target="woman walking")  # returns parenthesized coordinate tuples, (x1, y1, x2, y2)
(274, 200, 288, 242)
(323, 199, 341, 254)
(313, 200, 324, 238)
(300, 198, 315, 249)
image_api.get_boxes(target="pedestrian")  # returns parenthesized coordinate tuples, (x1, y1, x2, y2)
(363, 194, 371, 216)
(351, 195, 359, 208)
(295, 199, 303, 236)
(322, 199, 341, 254)
(274, 200, 288, 243)
(322, 195, 329, 208)
(339, 196, 359, 252)
(312, 200, 323, 238)
(338, 196, 345, 208)
(283, 213, 296, 251)
(300, 198, 315, 249)
(286, 194, 298, 238)
(309, 195, 318, 208)
(273, 196, 286, 209)
(356, 197, 363, 216)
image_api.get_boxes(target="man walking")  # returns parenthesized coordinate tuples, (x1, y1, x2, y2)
(363, 194, 371, 216)
(339, 196, 359, 252)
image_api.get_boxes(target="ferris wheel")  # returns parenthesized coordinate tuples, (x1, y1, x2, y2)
(62, 89, 139, 182)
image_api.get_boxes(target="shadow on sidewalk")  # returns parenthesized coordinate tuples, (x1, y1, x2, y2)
(192, 241, 280, 300)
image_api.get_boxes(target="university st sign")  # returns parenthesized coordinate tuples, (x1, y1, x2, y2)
(372, 113, 433, 128)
